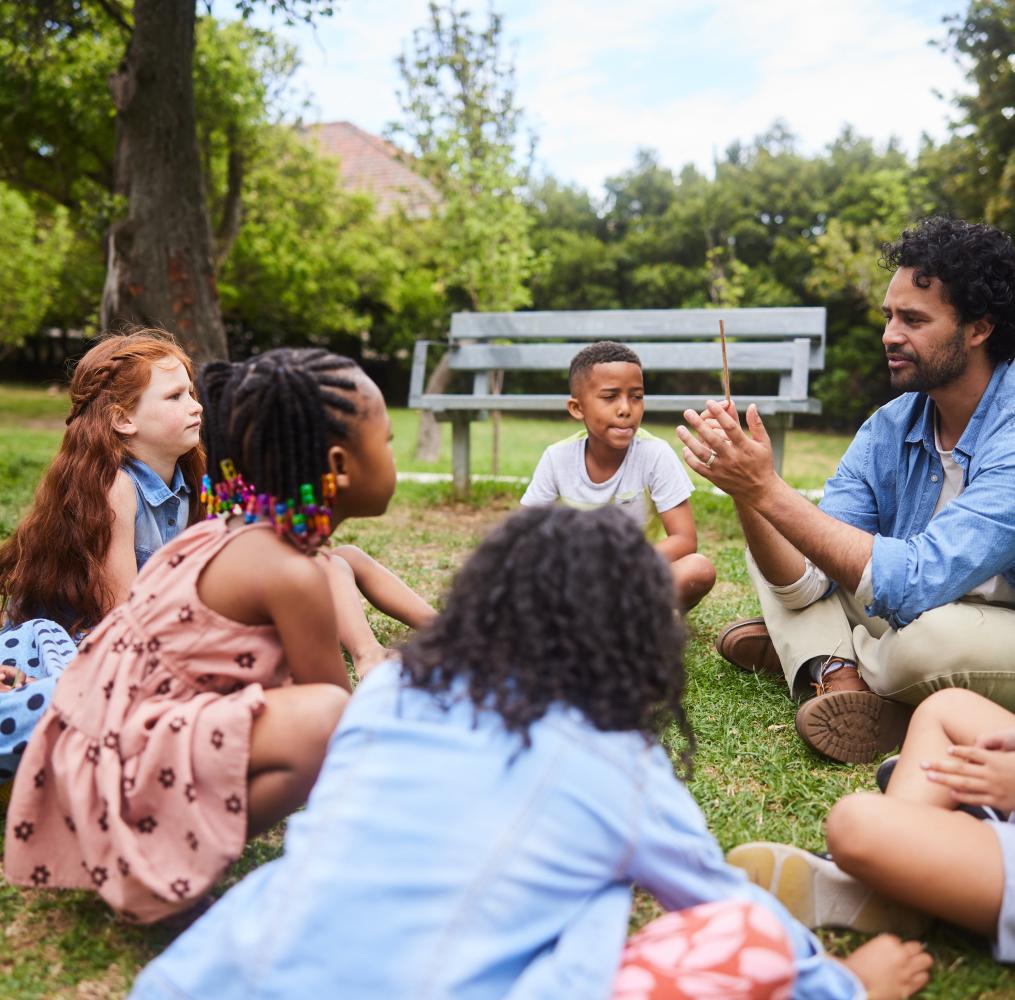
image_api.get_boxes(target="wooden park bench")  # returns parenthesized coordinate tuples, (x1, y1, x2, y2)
(408, 308, 826, 497)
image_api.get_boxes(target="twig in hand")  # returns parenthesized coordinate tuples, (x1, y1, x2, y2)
(719, 319, 731, 404)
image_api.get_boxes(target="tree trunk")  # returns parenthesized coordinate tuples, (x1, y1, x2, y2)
(101, 0, 228, 363)
(415, 351, 452, 462)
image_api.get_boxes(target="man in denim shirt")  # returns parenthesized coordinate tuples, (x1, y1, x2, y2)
(679, 217, 1015, 764)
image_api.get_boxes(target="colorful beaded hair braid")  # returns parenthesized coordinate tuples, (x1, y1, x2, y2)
(200, 459, 338, 552)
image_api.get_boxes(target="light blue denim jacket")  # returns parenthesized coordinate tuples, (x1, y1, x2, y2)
(132, 660, 860, 1000)
(121, 458, 190, 571)
(820, 360, 1015, 630)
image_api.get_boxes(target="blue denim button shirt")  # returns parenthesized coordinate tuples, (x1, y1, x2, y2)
(132, 661, 860, 1000)
(820, 360, 1015, 629)
(121, 458, 190, 571)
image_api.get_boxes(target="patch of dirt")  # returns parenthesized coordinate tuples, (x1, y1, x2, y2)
(63, 967, 128, 1000)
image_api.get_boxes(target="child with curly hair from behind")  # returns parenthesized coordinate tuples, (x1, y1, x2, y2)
(131, 505, 930, 999)
(0, 331, 204, 781)
(5, 347, 428, 923)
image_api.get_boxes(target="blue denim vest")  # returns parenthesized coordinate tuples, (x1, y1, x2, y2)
(121, 458, 191, 571)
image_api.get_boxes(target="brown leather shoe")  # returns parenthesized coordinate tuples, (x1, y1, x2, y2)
(795, 665, 912, 764)
(714, 617, 783, 675)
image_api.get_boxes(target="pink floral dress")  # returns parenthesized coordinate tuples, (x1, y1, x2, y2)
(4, 518, 288, 923)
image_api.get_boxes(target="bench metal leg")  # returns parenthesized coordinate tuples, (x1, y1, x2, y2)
(451, 416, 471, 500)
(767, 414, 791, 477)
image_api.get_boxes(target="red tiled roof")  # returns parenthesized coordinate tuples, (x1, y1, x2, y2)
(303, 121, 439, 218)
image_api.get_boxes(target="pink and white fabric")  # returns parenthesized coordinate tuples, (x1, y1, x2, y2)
(613, 900, 797, 1000)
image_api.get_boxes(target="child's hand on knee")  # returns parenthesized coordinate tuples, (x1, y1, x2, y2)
(922, 743, 1015, 813)
(976, 728, 1015, 752)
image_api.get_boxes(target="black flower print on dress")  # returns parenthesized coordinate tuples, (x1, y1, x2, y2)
(185, 830, 199, 851)
(210, 729, 224, 749)
(33, 768, 45, 789)
(178, 604, 194, 623)
(13, 820, 33, 841)
(158, 767, 175, 789)
(112, 636, 128, 653)
(155, 678, 171, 696)
(234, 652, 256, 670)
(31, 865, 50, 886)
(103, 680, 114, 700)
(168, 553, 185, 568)
(85, 742, 100, 765)
(147, 637, 161, 653)
(169, 716, 186, 733)
(170, 878, 191, 898)
(91, 866, 109, 887)
(184, 782, 197, 803)
(118, 856, 131, 876)
(225, 794, 242, 814)
(137, 815, 158, 834)
(103, 730, 120, 752)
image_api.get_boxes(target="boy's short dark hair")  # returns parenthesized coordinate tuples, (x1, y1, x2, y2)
(880, 216, 1015, 363)
(568, 341, 643, 395)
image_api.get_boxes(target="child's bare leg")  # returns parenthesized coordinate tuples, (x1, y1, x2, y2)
(318, 554, 388, 676)
(827, 691, 1012, 936)
(886, 687, 1015, 804)
(331, 545, 436, 629)
(827, 792, 1003, 937)
(246, 683, 348, 837)
(670, 553, 716, 611)
(839, 935, 932, 1000)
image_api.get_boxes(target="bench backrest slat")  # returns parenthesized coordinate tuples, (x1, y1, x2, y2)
(448, 340, 817, 373)
(450, 308, 825, 338)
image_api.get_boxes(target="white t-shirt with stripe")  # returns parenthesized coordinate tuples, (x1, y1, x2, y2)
(520, 428, 694, 542)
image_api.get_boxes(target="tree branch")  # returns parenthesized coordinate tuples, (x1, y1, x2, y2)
(93, 0, 132, 34)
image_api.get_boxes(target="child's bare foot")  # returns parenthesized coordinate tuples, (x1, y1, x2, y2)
(841, 935, 932, 999)
(352, 644, 392, 679)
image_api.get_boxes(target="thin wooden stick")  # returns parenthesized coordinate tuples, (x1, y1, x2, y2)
(719, 318, 730, 404)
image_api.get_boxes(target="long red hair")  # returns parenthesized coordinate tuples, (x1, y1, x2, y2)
(0, 331, 205, 633)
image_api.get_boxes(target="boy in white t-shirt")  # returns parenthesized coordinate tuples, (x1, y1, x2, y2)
(521, 341, 715, 609)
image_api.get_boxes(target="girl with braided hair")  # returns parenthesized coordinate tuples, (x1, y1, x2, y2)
(5, 347, 424, 923)
(132, 505, 929, 1000)
(0, 331, 203, 782)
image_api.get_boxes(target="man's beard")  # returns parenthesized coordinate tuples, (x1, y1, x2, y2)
(887, 324, 968, 392)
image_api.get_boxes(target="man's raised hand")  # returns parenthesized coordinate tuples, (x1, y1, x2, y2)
(676, 399, 778, 500)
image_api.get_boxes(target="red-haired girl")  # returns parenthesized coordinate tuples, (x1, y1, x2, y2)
(0, 331, 203, 781)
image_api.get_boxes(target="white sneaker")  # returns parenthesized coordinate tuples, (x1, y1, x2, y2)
(726, 841, 931, 937)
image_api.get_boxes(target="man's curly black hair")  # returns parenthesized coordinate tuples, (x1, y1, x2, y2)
(400, 504, 694, 773)
(881, 217, 1015, 363)
(569, 341, 643, 394)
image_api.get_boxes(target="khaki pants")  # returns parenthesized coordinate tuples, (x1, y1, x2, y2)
(746, 551, 1015, 708)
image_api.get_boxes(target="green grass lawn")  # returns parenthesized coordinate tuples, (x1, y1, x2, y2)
(0, 383, 1010, 997)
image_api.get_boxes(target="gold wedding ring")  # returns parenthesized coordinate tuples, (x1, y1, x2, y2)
(705, 450, 718, 468)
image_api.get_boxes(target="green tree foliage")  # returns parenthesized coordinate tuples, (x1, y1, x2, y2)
(940, 0, 1015, 230)
(0, 186, 72, 344)
(391, 1, 536, 313)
